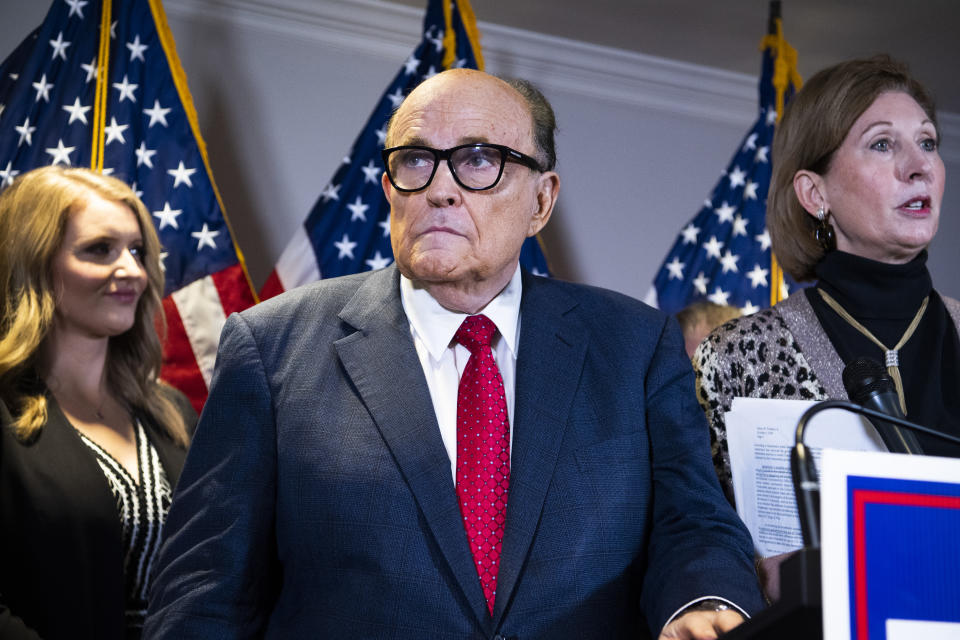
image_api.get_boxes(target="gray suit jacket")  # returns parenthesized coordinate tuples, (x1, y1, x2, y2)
(146, 265, 763, 639)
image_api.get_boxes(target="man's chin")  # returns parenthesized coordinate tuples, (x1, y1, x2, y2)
(399, 256, 469, 285)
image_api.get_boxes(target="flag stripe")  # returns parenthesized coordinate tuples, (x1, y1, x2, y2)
(171, 276, 228, 387)
(275, 225, 321, 291)
(160, 298, 207, 415)
(212, 263, 257, 317)
(259, 270, 284, 302)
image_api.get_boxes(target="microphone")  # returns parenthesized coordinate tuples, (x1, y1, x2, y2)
(790, 396, 960, 549)
(841, 357, 923, 454)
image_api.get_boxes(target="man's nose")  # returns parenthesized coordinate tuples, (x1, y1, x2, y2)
(425, 160, 462, 207)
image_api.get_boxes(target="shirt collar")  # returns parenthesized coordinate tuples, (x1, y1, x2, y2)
(400, 265, 523, 363)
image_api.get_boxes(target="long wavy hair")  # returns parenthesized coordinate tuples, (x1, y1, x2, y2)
(0, 166, 188, 446)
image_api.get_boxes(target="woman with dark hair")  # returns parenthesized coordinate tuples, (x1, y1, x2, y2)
(694, 55, 960, 506)
(0, 166, 195, 639)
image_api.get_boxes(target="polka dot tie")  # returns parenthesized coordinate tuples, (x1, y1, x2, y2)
(454, 314, 510, 616)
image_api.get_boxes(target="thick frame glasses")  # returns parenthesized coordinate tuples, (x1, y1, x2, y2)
(381, 143, 543, 192)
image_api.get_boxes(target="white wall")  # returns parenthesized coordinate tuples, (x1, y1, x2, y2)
(3, 0, 959, 300)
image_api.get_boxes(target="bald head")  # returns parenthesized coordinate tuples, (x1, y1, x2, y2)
(386, 70, 525, 142)
(385, 69, 555, 170)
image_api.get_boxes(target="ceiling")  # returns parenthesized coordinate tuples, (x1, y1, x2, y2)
(391, 0, 960, 116)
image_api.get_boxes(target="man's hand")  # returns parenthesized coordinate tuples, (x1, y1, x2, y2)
(658, 609, 745, 640)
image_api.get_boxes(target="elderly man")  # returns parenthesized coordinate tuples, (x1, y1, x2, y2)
(145, 69, 764, 639)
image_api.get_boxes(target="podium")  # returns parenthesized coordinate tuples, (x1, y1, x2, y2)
(722, 549, 821, 639)
(723, 450, 960, 640)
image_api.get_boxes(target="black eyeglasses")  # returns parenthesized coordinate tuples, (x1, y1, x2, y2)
(381, 143, 543, 192)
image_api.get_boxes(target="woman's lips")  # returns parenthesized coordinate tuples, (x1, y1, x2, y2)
(107, 290, 139, 304)
(897, 196, 932, 215)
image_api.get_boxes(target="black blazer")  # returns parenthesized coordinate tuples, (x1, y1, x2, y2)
(0, 385, 195, 639)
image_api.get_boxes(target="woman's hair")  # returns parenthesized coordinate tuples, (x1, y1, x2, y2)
(675, 301, 742, 335)
(0, 166, 188, 446)
(768, 55, 939, 281)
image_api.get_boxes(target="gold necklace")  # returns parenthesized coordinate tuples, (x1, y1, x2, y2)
(818, 288, 928, 415)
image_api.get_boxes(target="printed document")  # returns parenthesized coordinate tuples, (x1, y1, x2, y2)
(724, 398, 885, 556)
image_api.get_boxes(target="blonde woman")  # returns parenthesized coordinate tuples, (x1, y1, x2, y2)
(0, 166, 195, 639)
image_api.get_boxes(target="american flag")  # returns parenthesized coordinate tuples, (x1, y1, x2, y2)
(646, 12, 803, 316)
(259, 0, 550, 299)
(0, 0, 257, 412)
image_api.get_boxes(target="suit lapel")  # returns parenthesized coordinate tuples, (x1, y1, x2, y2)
(492, 274, 588, 625)
(334, 267, 491, 629)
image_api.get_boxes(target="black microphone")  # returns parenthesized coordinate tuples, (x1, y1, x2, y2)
(841, 357, 923, 454)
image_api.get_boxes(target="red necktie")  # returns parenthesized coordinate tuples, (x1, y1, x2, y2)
(455, 314, 510, 615)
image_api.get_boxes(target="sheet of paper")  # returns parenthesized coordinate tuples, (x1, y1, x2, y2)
(724, 398, 886, 557)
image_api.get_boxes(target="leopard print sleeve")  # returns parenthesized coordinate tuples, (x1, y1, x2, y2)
(693, 307, 829, 507)
(693, 317, 747, 506)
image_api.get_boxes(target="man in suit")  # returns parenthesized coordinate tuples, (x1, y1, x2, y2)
(145, 69, 764, 639)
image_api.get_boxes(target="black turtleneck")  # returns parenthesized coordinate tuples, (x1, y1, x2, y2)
(806, 249, 960, 457)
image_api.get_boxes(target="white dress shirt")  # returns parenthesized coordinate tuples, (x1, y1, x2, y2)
(400, 265, 746, 628)
(399, 265, 522, 482)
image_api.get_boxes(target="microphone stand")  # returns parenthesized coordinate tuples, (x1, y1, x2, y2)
(792, 399, 960, 548)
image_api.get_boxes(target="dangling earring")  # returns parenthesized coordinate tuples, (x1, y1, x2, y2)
(815, 206, 836, 251)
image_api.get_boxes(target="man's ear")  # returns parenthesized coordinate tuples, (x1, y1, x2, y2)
(793, 170, 827, 219)
(527, 171, 560, 237)
(381, 171, 393, 201)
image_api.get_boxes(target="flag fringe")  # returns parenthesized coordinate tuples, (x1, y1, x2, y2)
(760, 16, 802, 305)
(760, 18, 802, 126)
(444, 0, 484, 71)
(91, 0, 112, 171)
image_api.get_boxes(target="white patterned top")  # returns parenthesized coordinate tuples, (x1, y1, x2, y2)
(76, 419, 172, 638)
